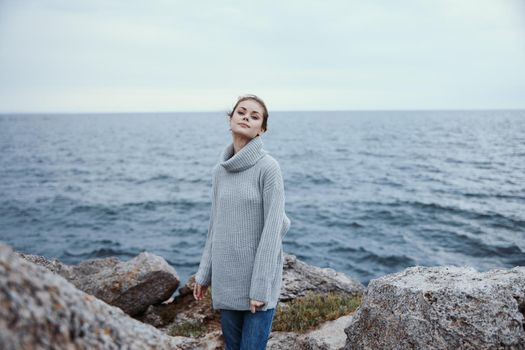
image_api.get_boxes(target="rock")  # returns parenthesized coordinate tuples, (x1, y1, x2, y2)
(18, 250, 179, 316)
(0, 242, 200, 350)
(140, 274, 220, 329)
(282, 252, 365, 301)
(109, 269, 177, 317)
(193, 330, 224, 350)
(301, 314, 353, 350)
(140, 304, 168, 328)
(267, 314, 353, 350)
(17, 252, 70, 275)
(267, 331, 303, 349)
(344, 265, 525, 350)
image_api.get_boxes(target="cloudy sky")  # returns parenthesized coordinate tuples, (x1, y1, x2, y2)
(0, 0, 524, 113)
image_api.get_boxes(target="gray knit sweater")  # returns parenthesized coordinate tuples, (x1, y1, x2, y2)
(195, 135, 291, 311)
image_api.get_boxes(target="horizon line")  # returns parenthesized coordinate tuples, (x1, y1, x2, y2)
(1, 107, 524, 115)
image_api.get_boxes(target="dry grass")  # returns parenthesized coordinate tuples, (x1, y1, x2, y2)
(272, 291, 362, 333)
(168, 320, 209, 338)
(167, 288, 362, 337)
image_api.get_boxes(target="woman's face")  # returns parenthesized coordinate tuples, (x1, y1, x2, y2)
(229, 99, 266, 138)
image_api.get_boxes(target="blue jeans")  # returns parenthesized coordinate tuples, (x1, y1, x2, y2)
(219, 308, 276, 350)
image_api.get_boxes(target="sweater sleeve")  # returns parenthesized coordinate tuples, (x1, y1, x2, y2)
(249, 161, 286, 303)
(195, 167, 217, 286)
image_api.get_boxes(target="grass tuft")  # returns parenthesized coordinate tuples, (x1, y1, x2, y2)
(168, 320, 209, 338)
(272, 291, 362, 333)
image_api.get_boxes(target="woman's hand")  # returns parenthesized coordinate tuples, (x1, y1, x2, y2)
(250, 299, 266, 313)
(193, 282, 208, 301)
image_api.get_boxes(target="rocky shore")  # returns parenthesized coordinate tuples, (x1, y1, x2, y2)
(1, 241, 524, 349)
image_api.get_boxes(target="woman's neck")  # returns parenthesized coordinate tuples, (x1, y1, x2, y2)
(232, 134, 253, 155)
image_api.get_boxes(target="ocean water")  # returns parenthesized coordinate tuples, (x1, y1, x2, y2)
(0, 110, 524, 287)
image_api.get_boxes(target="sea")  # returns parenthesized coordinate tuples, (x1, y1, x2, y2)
(1, 110, 524, 288)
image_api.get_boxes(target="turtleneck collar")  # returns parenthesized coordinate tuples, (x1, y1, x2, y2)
(220, 135, 268, 172)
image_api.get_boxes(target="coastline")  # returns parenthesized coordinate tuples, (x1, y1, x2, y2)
(1, 241, 524, 349)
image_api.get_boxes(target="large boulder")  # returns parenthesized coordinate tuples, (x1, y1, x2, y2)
(344, 265, 525, 349)
(0, 242, 199, 349)
(18, 250, 179, 316)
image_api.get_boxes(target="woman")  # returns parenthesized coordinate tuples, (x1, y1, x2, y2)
(193, 94, 291, 349)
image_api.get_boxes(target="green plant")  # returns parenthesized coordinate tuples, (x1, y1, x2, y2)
(272, 291, 362, 333)
(168, 320, 209, 338)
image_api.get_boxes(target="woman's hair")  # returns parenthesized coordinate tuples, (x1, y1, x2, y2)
(227, 94, 269, 132)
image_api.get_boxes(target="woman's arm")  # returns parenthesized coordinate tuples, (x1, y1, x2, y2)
(195, 168, 217, 286)
(249, 160, 286, 304)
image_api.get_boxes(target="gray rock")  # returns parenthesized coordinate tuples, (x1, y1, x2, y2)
(18, 250, 179, 316)
(267, 331, 303, 349)
(344, 265, 525, 350)
(282, 252, 365, 301)
(301, 314, 353, 350)
(267, 314, 353, 350)
(0, 242, 200, 350)
(17, 252, 70, 275)
(193, 330, 224, 350)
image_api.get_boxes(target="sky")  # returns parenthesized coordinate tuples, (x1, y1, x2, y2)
(0, 0, 524, 113)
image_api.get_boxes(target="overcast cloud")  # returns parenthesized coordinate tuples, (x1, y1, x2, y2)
(0, 0, 524, 112)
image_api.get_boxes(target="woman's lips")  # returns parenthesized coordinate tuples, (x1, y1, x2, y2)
(239, 123, 249, 128)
